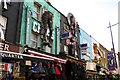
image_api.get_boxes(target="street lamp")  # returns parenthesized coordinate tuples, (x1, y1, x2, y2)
(107, 22, 119, 68)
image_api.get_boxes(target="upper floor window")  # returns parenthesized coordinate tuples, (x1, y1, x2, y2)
(30, 32, 40, 49)
(33, 2, 42, 21)
(0, 15, 7, 41)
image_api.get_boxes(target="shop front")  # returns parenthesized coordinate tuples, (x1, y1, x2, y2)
(58, 53, 87, 80)
(24, 49, 67, 80)
(0, 41, 22, 79)
(0, 50, 53, 79)
(0, 41, 67, 80)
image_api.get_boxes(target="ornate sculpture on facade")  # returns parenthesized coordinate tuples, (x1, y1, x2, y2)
(41, 10, 53, 47)
(67, 13, 76, 36)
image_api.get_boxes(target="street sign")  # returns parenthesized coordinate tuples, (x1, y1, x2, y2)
(61, 32, 70, 39)
(80, 43, 88, 55)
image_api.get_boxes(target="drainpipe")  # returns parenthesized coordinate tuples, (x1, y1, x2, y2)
(25, 7, 31, 45)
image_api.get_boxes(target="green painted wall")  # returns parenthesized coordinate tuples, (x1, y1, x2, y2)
(20, 0, 60, 54)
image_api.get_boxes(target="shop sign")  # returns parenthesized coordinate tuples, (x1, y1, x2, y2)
(1, 0, 11, 10)
(61, 32, 70, 39)
(0, 42, 19, 52)
(0, 52, 23, 59)
(26, 60, 31, 66)
(0, 42, 9, 51)
(107, 53, 116, 70)
(32, 21, 40, 33)
(80, 43, 88, 55)
(0, 27, 5, 40)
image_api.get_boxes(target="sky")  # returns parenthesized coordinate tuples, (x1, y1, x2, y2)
(49, 0, 119, 52)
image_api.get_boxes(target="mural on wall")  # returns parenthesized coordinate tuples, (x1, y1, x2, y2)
(91, 37, 101, 63)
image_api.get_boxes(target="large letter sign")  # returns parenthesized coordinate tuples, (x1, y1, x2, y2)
(0, 0, 11, 10)
(0, 27, 4, 40)
(33, 21, 40, 33)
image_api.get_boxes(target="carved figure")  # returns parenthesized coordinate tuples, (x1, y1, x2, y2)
(41, 10, 53, 47)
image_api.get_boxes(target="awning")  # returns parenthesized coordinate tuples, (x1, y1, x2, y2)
(0, 50, 54, 62)
(0, 50, 67, 63)
(28, 50, 66, 64)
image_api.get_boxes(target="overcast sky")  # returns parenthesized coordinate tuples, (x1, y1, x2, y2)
(49, 0, 119, 52)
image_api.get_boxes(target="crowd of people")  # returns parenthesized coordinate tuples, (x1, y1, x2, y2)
(102, 71, 119, 80)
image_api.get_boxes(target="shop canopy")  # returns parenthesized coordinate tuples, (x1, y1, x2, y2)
(0, 50, 66, 63)
(0, 50, 54, 62)
(28, 50, 66, 64)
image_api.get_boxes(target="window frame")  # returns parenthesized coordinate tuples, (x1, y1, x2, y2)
(30, 32, 40, 49)
(33, 2, 42, 21)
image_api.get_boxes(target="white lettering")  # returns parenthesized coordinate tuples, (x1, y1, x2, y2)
(0, 42, 9, 51)
(0, 27, 5, 40)
(0, 52, 23, 59)
(4, 44, 9, 51)
(33, 21, 40, 33)
(8, 53, 11, 57)
(0, 43, 4, 50)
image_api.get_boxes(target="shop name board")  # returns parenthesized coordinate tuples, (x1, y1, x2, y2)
(0, 52, 23, 59)
(1, 0, 11, 10)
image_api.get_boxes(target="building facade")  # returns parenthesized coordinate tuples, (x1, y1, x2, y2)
(80, 28, 92, 61)
(20, 0, 61, 54)
(0, 1, 24, 79)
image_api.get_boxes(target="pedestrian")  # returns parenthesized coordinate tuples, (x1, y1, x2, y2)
(9, 72, 14, 80)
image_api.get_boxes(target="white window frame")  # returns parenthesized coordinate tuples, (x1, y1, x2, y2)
(30, 32, 40, 49)
(33, 2, 42, 21)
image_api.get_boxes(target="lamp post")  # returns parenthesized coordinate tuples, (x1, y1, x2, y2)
(107, 22, 119, 68)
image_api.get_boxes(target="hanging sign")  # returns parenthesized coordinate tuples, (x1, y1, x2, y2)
(80, 43, 88, 55)
(107, 53, 116, 70)
(61, 32, 70, 39)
